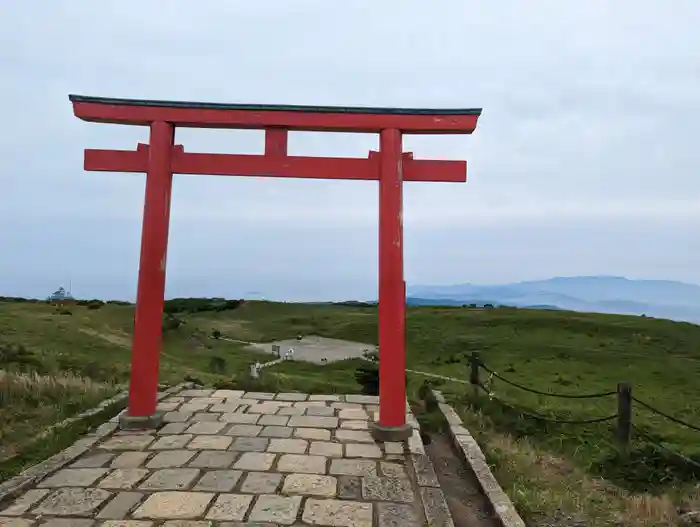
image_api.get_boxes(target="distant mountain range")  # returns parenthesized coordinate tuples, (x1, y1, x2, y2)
(407, 276, 700, 323)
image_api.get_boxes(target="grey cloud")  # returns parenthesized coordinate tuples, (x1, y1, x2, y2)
(1, 0, 699, 300)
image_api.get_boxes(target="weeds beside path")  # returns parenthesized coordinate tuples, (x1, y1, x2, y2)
(0, 370, 118, 462)
(453, 403, 700, 527)
(0, 369, 125, 482)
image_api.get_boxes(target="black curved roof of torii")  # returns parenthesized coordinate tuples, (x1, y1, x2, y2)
(69, 94, 482, 116)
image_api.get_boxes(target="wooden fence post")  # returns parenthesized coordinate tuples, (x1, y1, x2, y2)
(616, 382, 632, 449)
(470, 351, 481, 400)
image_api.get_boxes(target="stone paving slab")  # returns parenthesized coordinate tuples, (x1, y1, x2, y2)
(0, 389, 455, 527)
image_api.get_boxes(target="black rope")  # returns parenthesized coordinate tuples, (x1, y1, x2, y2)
(476, 381, 491, 393)
(479, 362, 617, 399)
(483, 390, 617, 425)
(471, 364, 699, 469)
(632, 425, 700, 470)
(631, 397, 700, 433)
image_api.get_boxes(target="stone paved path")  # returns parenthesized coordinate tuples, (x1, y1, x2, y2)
(0, 389, 454, 526)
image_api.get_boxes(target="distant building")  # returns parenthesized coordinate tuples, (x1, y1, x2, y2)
(48, 286, 74, 304)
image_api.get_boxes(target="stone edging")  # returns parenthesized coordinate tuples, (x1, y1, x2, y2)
(430, 389, 526, 527)
(404, 415, 456, 527)
(370, 400, 456, 527)
(0, 382, 192, 507)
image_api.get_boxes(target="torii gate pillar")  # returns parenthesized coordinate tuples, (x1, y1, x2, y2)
(372, 128, 411, 440)
(69, 95, 481, 441)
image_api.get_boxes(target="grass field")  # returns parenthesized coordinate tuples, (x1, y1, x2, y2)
(1, 297, 699, 524)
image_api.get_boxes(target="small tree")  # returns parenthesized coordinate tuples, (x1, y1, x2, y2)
(162, 313, 182, 331)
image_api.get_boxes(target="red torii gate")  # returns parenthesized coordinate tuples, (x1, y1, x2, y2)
(70, 95, 481, 441)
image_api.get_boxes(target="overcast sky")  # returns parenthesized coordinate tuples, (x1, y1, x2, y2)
(1, 1, 699, 301)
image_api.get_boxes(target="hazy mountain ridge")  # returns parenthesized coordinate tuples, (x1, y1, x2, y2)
(407, 276, 700, 323)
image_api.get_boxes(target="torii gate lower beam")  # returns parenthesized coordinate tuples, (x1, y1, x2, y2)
(70, 95, 481, 441)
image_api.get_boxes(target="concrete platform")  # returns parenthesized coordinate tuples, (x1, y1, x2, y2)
(246, 335, 374, 364)
(0, 388, 455, 526)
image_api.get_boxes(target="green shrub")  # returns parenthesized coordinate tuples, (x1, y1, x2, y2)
(208, 356, 227, 374)
(164, 298, 244, 315)
(162, 314, 183, 331)
(355, 363, 379, 395)
(0, 344, 47, 374)
(184, 373, 204, 385)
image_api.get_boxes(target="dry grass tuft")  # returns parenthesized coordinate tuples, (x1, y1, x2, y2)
(0, 369, 111, 404)
(0, 369, 117, 462)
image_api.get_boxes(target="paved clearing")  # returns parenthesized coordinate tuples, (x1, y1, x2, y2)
(0, 389, 455, 526)
(245, 335, 375, 364)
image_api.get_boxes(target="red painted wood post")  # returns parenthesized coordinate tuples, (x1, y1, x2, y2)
(372, 128, 411, 441)
(123, 120, 175, 428)
(265, 128, 288, 157)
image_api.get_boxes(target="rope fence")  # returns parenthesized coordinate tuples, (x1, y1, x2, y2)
(631, 424, 700, 471)
(466, 351, 699, 466)
(475, 381, 618, 424)
(479, 363, 617, 399)
(631, 396, 700, 433)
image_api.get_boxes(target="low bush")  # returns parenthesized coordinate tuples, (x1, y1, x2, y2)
(355, 363, 379, 395)
(164, 298, 244, 315)
(163, 314, 183, 331)
(208, 356, 227, 375)
(0, 343, 47, 374)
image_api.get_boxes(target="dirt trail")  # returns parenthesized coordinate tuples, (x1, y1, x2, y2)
(79, 328, 130, 348)
(425, 433, 500, 527)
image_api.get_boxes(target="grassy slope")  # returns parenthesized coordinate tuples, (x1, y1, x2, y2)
(0, 300, 274, 385)
(5, 300, 699, 452)
(0, 299, 274, 477)
(2, 298, 699, 523)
